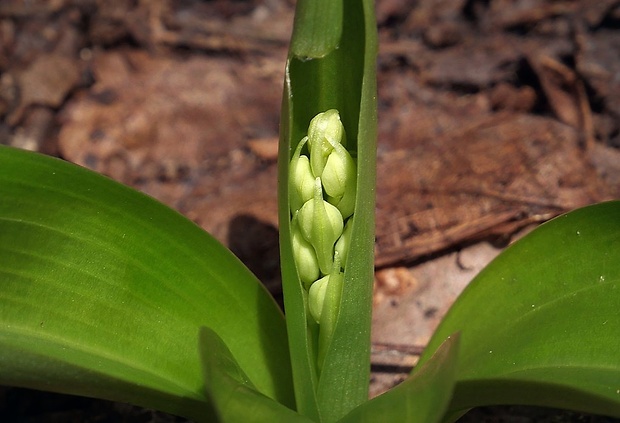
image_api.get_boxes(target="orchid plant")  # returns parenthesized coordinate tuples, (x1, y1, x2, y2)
(1, 0, 619, 422)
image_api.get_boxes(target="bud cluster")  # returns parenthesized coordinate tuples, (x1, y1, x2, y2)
(289, 110, 356, 327)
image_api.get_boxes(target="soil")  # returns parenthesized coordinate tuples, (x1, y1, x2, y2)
(1, 0, 619, 421)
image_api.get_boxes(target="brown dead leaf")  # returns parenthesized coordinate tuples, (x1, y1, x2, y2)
(417, 34, 522, 89)
(487, 0, 576, 30)
(8, 54, 81, 125)
(58, 49, 284, 185)
(375, 113, 611, 267)
(528, 54, 594, 148)
(575, 27, 620, 145)
(247, 137, 279, 162)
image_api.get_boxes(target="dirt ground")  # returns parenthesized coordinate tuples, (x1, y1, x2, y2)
(1, 0, 619, 421)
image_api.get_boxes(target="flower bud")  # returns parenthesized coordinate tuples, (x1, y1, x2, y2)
(307, 109, 346, 178)
(298, 177, 344, 274)
(335, 217, 354, 269)
(291, 212, 320, 289)
(327, 188, 356, 220)
(289, 137, 315, 214)
(323, 142, 356, 219)
(307, 254, 343, 326)
(322, 142, 356, 198)
(308, 274, 329, 323)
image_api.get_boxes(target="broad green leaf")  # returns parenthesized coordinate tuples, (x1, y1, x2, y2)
(199, 327, 314, 423)
(338, 334, 459, 423)
(0, 146, 294, 420)
(418, 201, 620, 419)
(278, 0, 378, 421)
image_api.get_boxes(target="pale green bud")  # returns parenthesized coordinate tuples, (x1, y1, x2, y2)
(291, 212, 320, 289)
(327, 187, 356, 220)
(307, 254, 343, 325)
(289, 137, 315, 214)
(322, 142, 355, 198)
(308, 274, 329, 323)
(334, 217, 354, 269)
(298, 177, 344, 274)
(307, 109, 346, 178)
(323, 142, 356, 219)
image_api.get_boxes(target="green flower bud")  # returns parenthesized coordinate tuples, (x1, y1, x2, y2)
(334, 217, 354, 269)
(327, 187, 356, 220)
(323, 142, 356, 219)
(291, 212, 320, 289)
(289, 137, 315, 214)
(308, 274, 329, 323)
(298, 177, 344, 274)
(307, 254, 343, 326)
(322, 142, 355, 198)
(307, 109, 346, 178)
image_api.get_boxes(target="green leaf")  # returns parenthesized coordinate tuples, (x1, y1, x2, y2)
(0, 146, 294, 420)
(199, 327, 314, 423)
(278, 0, 378, 421)
(290, 0, 342, 59)
(418, 201, 620, 419)
(338, 334, 459, 423)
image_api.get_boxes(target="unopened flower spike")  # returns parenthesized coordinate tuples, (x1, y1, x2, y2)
(307, 109, 346, 178)
(298, 177, 344, 274)
(289, 136, 315, 214)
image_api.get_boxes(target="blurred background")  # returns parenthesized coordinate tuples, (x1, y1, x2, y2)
(1, 0, 619, 421)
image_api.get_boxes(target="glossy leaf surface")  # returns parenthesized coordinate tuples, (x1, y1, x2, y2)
(418, 201, 620, 419)
(290, 0, 342, 59)
(339, 334, 459, 423)
(0, 146, 294, 420)
(278, 0, 378, 421)
(199, 327, 313, 423)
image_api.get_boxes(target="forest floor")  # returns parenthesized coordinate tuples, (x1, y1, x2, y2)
(1, 0, 619, 421)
